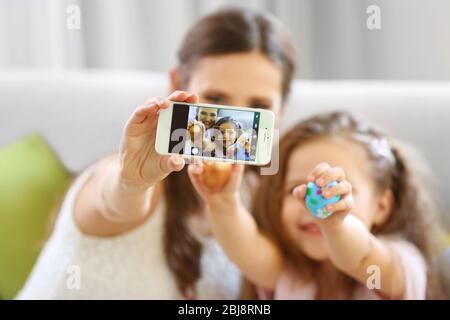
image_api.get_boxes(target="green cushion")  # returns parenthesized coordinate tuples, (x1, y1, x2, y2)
(0, 134, 71, 299)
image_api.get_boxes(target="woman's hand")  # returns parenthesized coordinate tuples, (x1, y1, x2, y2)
(292, 162, 354, 228)
(187, 161, 244, 210)
(119, 91, 199, 190)
(75, 91, 199, 232)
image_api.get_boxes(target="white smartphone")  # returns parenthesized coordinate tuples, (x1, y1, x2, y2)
(155, 101, 275, 166)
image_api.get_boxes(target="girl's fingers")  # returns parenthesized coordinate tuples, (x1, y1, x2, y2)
(323, 180, 352, 199)
(187, 163, 207, 195)
(307, 162, 331, 182)
(325, 195, 354, 213)
(191, 160, 204, 175)
(316, 166, 345, 187)
(292, 184, 307, 200)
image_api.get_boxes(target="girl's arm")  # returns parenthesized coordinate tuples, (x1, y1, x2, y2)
(188, 163, 285, 290)
(294, 162, 405, 299)
(321, 216, 405, 299)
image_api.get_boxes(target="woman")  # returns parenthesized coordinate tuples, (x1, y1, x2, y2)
(17, 7, 297, 299)
(185, 106, 218, 156)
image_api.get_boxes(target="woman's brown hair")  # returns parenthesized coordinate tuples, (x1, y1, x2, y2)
(252, 111, 449, 299)
(163, 7, 297, 298)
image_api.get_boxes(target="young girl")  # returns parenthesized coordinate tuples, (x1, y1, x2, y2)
(206, 117, 249, 161)
(189, 111, 449, 299)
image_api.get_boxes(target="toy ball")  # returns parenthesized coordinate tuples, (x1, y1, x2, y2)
(305, 181, 341, 219)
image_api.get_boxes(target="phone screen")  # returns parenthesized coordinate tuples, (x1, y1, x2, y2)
(168, 103, 261, 162)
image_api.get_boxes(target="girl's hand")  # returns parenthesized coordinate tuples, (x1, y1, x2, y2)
(188, 161, 244, 209)
(119, 91, 199, 189)
(293, 162, 354, 228)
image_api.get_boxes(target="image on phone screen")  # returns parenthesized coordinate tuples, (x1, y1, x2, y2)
(168, 103, 260, 162)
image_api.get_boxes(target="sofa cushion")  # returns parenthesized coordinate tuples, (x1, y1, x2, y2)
(0, 134, 71, 299)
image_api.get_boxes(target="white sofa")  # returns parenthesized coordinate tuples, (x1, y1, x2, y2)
(1, 70, 449, 224)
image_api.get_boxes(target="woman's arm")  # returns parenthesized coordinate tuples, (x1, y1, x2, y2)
(74, 155, 157, 237)
(74, 91, 199, 237)
(188, 163, 285, 290)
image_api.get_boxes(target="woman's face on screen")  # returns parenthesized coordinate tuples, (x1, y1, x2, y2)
(174, 50, 284, 120)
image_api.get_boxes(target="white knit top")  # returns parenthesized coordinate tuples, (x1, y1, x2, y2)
(16, 166, 241, 299)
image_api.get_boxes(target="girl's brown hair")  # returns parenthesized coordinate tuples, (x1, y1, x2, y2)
(163, 7, 297, 298)
(252, 111, 449, 299)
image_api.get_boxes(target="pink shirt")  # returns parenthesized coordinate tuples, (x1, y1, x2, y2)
(258, 236, 427, 300)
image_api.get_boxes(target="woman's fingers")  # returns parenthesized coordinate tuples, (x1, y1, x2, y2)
(226, 164, 244, 189)
(323, 180, 352, 199)
(125, 90, 199, 137)
(167, 90, 196, 102)
(145, 96, 167, 108)
(167, 90, 199, 105)
(119, 91, 201, 188)
(124, 103, 160, 138)
(129, 90, 199, 128)
(185, 93, 199, 103)
(325, 195, 354, 214)
(125, 95, 168, 133)
(167, 90, 189, 100)
(127, 103, 158, 126)
(159, 154, 185, 175)
(129, 91, 198, 131)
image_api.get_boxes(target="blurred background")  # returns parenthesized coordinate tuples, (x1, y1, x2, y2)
(1, 0, 450, 79)
(0, 0, 449, 300)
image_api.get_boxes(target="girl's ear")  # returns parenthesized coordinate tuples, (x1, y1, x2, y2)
(373, 189, 394, 227)
(169, 68, 180, 91)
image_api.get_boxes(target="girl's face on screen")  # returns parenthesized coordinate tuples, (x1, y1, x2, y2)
(218, 122, 238, 148)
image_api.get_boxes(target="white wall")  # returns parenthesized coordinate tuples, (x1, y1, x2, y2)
(0, 0, 449, 80)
